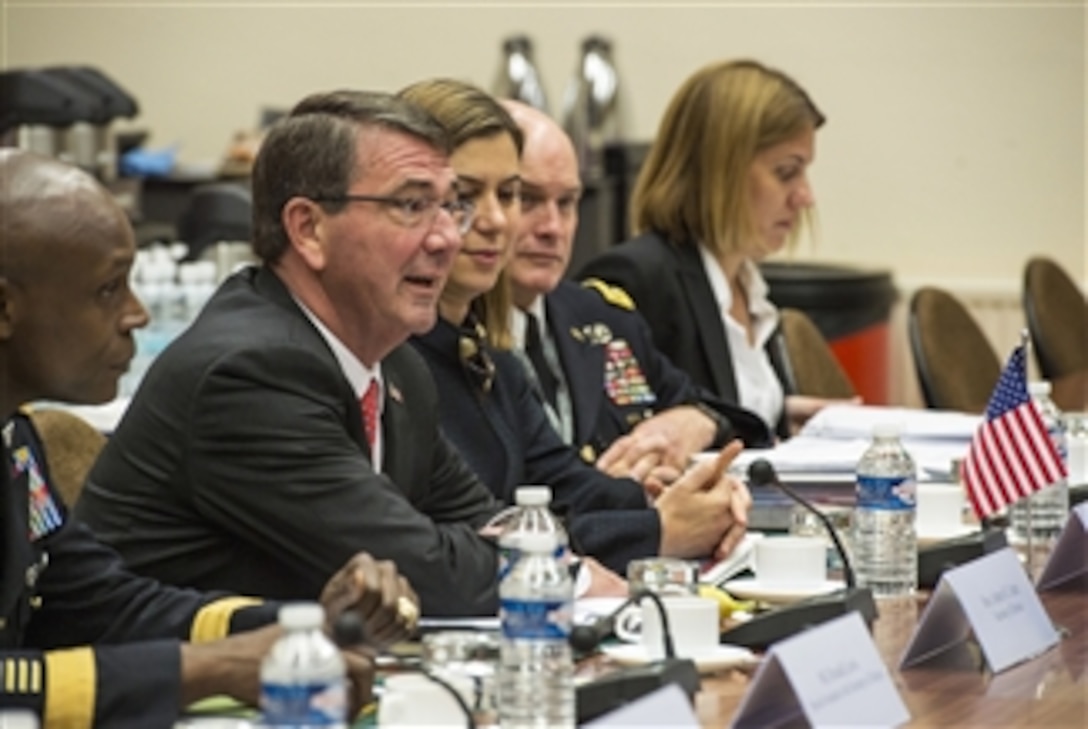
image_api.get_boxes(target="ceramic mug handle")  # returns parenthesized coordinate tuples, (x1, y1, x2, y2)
(612, 604, 643, 643)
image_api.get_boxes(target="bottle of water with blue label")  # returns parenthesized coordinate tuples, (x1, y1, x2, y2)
(854, 423, 917, 597)
(1010, 381, 1069, 544)
(498, 532, 575, 729)
(260, 603, 347, 728)
(496, 485, 569, 581)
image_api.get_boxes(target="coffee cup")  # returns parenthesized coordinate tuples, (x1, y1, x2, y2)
(753, 536, 826, 585)
(916, 482, 966, 536)
(615, 595, 719, 660)
(378, 672, 474, 726)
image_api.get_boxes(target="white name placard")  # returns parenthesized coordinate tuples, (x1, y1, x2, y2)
(901, 547, 1059, 674)
(732, 611, 909, 729)
(1036, 502, 1088, 591)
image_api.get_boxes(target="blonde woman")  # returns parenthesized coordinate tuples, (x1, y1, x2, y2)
(580, 59, 855, 437)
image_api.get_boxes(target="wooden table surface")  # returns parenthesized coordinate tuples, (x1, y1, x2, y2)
(688, 578, 1088, 727)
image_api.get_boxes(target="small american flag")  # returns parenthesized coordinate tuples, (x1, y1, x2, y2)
(962, 345, 1067, 519)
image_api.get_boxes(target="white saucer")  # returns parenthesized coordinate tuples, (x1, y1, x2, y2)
(601, 643, 756, 673)
(917, 523, 977, 546)
(722, 577, 844, 604)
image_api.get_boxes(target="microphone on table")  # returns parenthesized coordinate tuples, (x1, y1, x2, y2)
(572, 589, 700, 725)
(569, 589, 676, 656)
(747, 459, 860, 590)
(335, 611, 478, 728)
(332, 611, 367, 648)
(718, 459, 878, 650)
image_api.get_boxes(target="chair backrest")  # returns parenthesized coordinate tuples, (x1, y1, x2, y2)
(28, 408, 106, 508)
(176, 182, 253, 262)
(778, 308, 857, 399)
(908, 287, 1002, 413)
(1023, 256, 1088, 380)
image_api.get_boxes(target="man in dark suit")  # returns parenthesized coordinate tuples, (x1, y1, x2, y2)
(77, 91, 505, 617)
(0, 149, 416, 727)
(501, 102, 771, 487)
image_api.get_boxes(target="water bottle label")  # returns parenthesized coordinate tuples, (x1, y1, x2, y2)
(500, 598, 572, 640)
(260, 679, 347, 726)
(1047, 426, 1068, 461)
(857, 475, 915, 511)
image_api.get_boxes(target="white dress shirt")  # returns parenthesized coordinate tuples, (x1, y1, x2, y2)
(700, 246, 784, 431)
(511, 299, 574, 443)
(295, 298, 384, 471)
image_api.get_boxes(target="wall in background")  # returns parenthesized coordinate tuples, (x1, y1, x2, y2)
(3, 1, 1085, 346)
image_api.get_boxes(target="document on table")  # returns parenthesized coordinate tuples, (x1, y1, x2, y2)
(800, 404, 981, 442)
(698, 436, 969, 481)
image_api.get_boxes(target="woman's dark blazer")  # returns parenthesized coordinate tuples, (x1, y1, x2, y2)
(411, 319, 665, 574)
(578, 231, 793, 439)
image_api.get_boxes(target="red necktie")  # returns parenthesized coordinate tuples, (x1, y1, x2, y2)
(360, 379, 380, 454)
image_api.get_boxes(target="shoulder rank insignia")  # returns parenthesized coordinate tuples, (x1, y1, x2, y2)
(582, 278, 636, 311)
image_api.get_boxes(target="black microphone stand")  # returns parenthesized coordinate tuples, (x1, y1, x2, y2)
(573, 589, 700, 724)
(718, 460, 878, 650)
(749, 459, 859, 590)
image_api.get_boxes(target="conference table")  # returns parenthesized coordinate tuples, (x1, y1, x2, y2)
(680, 577, 1088, 727)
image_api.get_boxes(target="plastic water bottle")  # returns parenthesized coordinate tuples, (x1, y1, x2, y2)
(493, 35, 549, 113)
(260, 603, 347, 728)
(853, 423, 918, 597)
(498, 532, 575, 729)
(1010, 381, 1069, 544)
(496, 485, 569, 581)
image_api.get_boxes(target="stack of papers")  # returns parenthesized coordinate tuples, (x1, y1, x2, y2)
(714, 436, 969, 484)
(799, 404, 980, 442)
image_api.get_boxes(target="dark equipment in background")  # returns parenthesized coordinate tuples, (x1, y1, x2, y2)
(175, 183, 253, 262)
(0, 65, 139, 182)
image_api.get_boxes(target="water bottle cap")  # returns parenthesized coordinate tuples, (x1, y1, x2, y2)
(514, 485, 552, 506)
(872, 422, 901, 439)
(278, 602, 325, 630)
(1028, 380, 1052, 397)
(517, 532, 558, 553)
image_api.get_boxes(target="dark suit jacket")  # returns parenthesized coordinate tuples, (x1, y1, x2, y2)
(2, 413, 275, 728)
(78, 266, 502, 617)
(544, 279, 773, 454)
(411, 320, 662, 574)
(577, 232, 792, 439)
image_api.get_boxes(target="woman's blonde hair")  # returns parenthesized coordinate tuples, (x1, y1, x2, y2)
(630, 59, 825, 258)
(399, 78, 523, 349)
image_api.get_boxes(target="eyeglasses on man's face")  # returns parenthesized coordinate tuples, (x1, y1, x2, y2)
(311, 194, 476, 235)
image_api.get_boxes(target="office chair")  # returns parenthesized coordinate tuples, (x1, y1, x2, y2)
(28, 408, 106, 508)
(176, 182, 252, 262)
(1023, 256, 1088, 381)
(777, 308, 857, 399)
(908, 287, 1001, 413)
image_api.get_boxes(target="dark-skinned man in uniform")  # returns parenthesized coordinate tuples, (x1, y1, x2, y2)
(0, 149, 418, 728)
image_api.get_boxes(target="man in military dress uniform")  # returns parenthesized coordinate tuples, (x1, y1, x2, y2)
(0, 149, 417, 728)
(501, 102, 771, 488)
